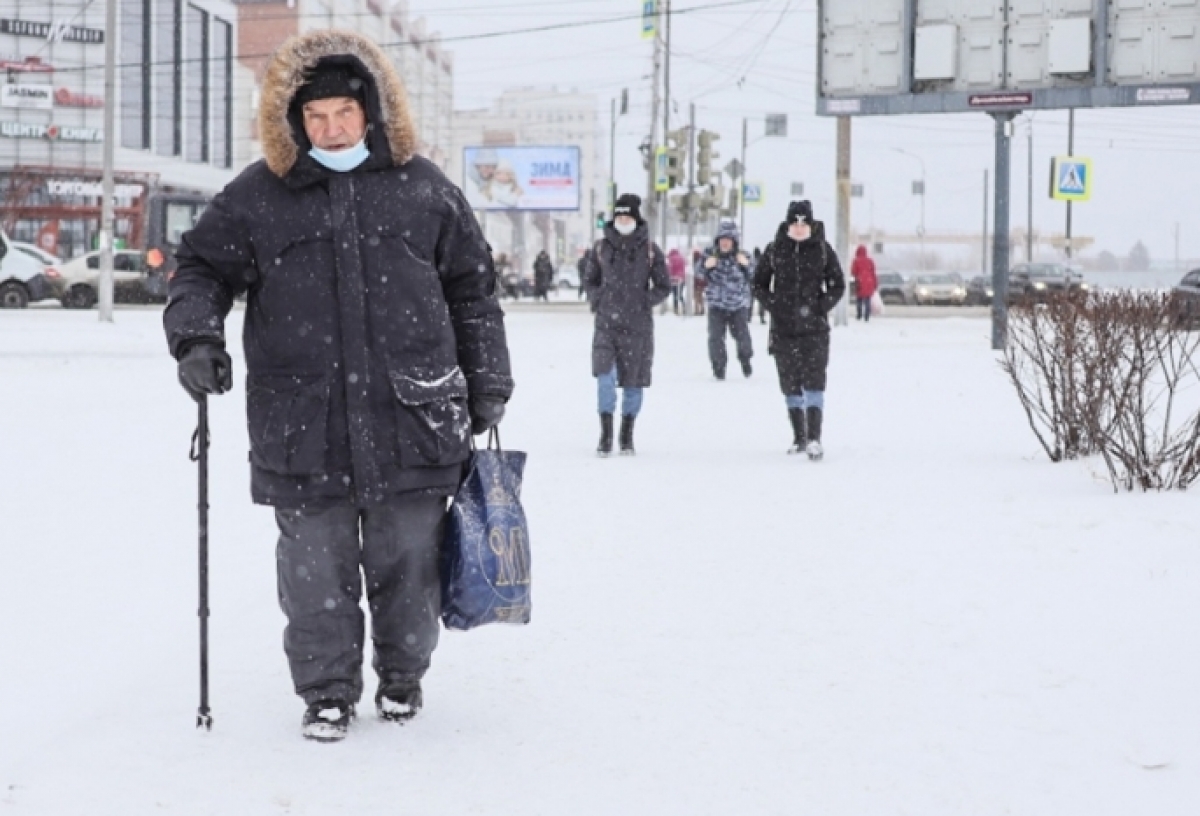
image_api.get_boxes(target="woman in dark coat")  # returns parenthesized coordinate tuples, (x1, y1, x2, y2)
(533, 250, 554, 301)
(582, 194, 671, 456)
(753, 200, 846, 460)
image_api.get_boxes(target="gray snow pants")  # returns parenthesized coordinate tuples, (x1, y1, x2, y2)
(274, 495, 445, 705)
(708, 306, 754, 372)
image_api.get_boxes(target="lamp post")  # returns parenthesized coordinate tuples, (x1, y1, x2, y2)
(892, 147, 926, 268)
(609, 90, 627, 218)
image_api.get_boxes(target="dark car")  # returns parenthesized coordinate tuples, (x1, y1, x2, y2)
(877, 271, 914, 305)
(965, 276, 994, 306)
(1006, 263, 1090, 304)
(1169, 268, 1200, 329)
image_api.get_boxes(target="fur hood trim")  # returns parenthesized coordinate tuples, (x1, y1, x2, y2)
(258, 29, 417, 178)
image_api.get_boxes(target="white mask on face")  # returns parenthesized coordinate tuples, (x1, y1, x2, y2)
(788, 223, 812, 242)
(614, 220, 637, 236)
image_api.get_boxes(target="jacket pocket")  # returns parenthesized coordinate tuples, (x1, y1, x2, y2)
(246, 372, 331, 475)
(389, 366, 471, 467)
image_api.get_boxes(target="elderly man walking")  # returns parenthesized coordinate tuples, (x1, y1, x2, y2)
(164, 30, 513, 742)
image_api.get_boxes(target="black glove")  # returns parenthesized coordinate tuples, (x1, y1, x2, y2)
(469, 395, 506, 436)
(178, 342, 233, 402)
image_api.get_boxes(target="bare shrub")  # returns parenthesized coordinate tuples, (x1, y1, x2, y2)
(1002, 290, 1200, 491)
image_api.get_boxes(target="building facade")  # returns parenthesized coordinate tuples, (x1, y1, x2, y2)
(235, 0, 453, 169)
(0, 0, 246, 259)
(450, 87, 603, 272)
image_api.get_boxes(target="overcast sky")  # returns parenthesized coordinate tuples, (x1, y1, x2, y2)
(408, 0, 1200, 266)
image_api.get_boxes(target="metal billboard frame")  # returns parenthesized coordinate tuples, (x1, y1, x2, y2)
(814, 0, 1200, 347)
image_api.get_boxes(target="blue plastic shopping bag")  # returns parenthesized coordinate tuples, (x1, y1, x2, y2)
(441, 429, 531, 630)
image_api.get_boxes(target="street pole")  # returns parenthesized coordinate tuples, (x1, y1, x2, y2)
(98, 0, 117, 323)
(1175, 222, 1181, 276)
(739, 117, 748, 239)
(982, 168, 990, 275)
(685, 101, 697, 315)
(609, 97, 617, 214)
(1027, 117, 1034, 262)
(834, 116, 851, 327)
(991, 112, 1016, 350)
(646, 12, 662, 238)
(661, 0, 671, 251)
(1065, 108, 1075, 261)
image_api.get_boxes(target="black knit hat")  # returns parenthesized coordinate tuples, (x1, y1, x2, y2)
(787, 199, 814, 225)
(294, 63, 367, 109)
(613, 194, 643, 225)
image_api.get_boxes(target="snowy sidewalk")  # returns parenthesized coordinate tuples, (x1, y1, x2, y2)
(0, 308, 1196, 815)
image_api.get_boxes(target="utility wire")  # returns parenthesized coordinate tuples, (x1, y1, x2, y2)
(51, 0, 766, 75)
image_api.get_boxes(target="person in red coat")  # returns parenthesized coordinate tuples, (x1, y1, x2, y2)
(850, 245, 878, 322)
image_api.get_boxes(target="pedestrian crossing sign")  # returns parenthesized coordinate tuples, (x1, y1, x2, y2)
(742, 182, 765, 207)
(1050, 156, 1092, 202)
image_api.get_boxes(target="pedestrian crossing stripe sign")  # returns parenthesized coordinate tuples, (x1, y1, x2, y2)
(641, 1, 658, 39)
(742, 182, 765, 207)
(1050, 156, 1093, 202)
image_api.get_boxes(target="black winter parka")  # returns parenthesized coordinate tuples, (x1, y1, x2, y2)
(753, 221, 846, 337)
(582, 223, 670, 387)
(163, 32, 513, 508)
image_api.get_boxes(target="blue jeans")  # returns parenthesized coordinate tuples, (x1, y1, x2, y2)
(785, 391, 825, 411)
(598, 367, 644, 417)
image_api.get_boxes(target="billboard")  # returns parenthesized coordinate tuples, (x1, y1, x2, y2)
(463, 146, 581, 212)
(817, 0, 1200, 116)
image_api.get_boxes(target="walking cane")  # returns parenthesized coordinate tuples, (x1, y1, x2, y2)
(190, 395, 213, 730)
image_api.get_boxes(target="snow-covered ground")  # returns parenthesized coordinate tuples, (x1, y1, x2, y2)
(1, 306, 1197, 815)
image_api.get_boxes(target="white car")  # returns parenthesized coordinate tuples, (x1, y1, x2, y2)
(556, 265, 580, 290)
(0, 232, 61, 308)
(911, 274, 967, 306)
(54, 250, 151, 309)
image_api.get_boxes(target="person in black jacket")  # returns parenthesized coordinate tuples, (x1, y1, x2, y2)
(582, 194, 671, 456)
(753, 200, 845, 460)
(163, 31, 513, 742)
(533, 250, 554, 301)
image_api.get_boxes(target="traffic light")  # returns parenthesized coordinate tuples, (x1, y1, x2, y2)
(663, 128, 689, 190)
(697, 130, 720, 185)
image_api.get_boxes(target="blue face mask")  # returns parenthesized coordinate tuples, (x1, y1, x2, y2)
(309, 136, 370, 172)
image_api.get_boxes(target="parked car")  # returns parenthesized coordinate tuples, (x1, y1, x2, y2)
(53, 250, 155, 309)
(1169, 268, 1200, 329)
(0, 232, 61, 308)
(1006, 263, 1090, 304)
(13, 241, 62, 267)
(965, 276, 994, 306)
(911, 274, 967, 306)
(556, 265, 580, 291)
(877, 272, 914, 305)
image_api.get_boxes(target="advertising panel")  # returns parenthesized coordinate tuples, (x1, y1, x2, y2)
(463, 146, 581, 212)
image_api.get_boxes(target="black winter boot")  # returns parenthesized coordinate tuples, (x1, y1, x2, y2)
(787, 408, 806, 455)
(301, 700, 355, 743)
(376, 680, 423, 723)
(805, 406, 824, 461)
(597, 413, 614, 457)
(619, 415, 636, 455)
(742, 360, 753, 378)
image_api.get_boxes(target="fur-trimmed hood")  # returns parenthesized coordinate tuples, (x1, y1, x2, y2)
(258, 29, 417, 179)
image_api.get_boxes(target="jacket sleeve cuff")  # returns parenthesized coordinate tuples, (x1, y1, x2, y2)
(466, 373, 515, 401)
